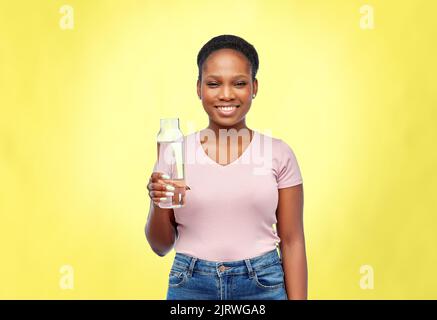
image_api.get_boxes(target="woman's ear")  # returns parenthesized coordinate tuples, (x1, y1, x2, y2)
(253, 78, 258, 98)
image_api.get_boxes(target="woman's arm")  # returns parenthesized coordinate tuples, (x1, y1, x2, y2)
(276, 183, 307, 300)
(145, 201, 178, 257)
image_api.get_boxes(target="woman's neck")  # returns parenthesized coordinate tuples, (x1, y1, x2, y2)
(205, 120, 251, 138)
(200, 120, 253, 148)
(200, 120, 254, 164)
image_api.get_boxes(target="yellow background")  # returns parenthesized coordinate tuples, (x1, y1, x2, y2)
(1, 0, 436, 299)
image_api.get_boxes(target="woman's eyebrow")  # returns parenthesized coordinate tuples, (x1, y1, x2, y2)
(205, 74, 249, 79)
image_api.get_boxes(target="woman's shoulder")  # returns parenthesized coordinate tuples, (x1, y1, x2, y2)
(257, 132, 303, 184)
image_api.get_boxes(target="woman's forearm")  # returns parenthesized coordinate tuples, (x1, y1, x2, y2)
(145, 202, 177, 256)
(280, 240, 308, 300)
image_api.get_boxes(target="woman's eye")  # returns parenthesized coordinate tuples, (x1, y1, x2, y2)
(206, 82, 246, 87)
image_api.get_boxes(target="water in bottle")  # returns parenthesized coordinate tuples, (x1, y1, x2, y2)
(157, 118, 186, 208)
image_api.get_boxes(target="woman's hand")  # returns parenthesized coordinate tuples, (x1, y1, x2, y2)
(146, 172, 176, 207)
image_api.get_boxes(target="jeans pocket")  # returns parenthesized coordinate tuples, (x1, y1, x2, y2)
(168, 270, 188, 288)
(168, 262, 189, 288)
(253, 263, 285, 290)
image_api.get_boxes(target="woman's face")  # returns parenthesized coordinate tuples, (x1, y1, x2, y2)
(197, 48, 258, 128)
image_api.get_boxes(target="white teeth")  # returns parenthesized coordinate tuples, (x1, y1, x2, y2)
(217, 106, 237, 111)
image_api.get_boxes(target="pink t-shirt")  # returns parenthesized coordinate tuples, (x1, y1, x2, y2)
(153, 130, 303, 262)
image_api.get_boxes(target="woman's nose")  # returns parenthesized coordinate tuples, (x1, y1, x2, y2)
(218, 85, 235, 100)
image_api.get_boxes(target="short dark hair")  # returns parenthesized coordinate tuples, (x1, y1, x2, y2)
(197, 34, 259, 81)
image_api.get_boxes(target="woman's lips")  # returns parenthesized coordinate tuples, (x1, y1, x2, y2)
(215, 105, 239, 117)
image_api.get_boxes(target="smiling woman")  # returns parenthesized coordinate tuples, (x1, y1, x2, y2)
(145, 34, 307, 301)
(196, 36, 258, 131)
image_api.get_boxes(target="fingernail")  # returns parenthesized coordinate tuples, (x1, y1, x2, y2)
(166, 185, 175, 191)
(165, 192, 174, 197)
(159, 197, 170, 201)
(162, 174, 170, 179)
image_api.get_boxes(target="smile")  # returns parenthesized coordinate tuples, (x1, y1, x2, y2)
(215, 105, 239, 116)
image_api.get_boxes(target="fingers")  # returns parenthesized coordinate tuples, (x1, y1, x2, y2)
(149, 189, 175, 199)
(147, 181, 175, 194)
(150, 172, 170, 182)
(151, 195, 173, 207)
(149, 187, 173, 207)
(147, 172, 188, 207)
(147, 172, 175, 205)
(147, 182, 172, 192)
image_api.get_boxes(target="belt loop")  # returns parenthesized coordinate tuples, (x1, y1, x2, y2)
(187, 257, 197, 277)
(277, 247, 283, 264)
(244, 259, 255, 279)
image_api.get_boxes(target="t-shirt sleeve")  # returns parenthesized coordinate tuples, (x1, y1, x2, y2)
(277, 140, 303, 189)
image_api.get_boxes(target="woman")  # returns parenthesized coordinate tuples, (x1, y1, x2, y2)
(146, 35, 307, 300)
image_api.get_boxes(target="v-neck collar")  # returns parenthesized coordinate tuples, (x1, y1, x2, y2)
(196, 130, 258, 168)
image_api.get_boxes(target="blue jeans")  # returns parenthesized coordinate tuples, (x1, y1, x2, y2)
(166, 249, 288, 300)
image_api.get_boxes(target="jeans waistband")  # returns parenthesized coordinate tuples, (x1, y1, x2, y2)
(172, 249, 283, 277)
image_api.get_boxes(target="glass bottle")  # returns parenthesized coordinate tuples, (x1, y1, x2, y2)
(156, 118, 186, 208)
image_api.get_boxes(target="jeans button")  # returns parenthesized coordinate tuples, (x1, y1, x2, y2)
(219, 265, 231, 272)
